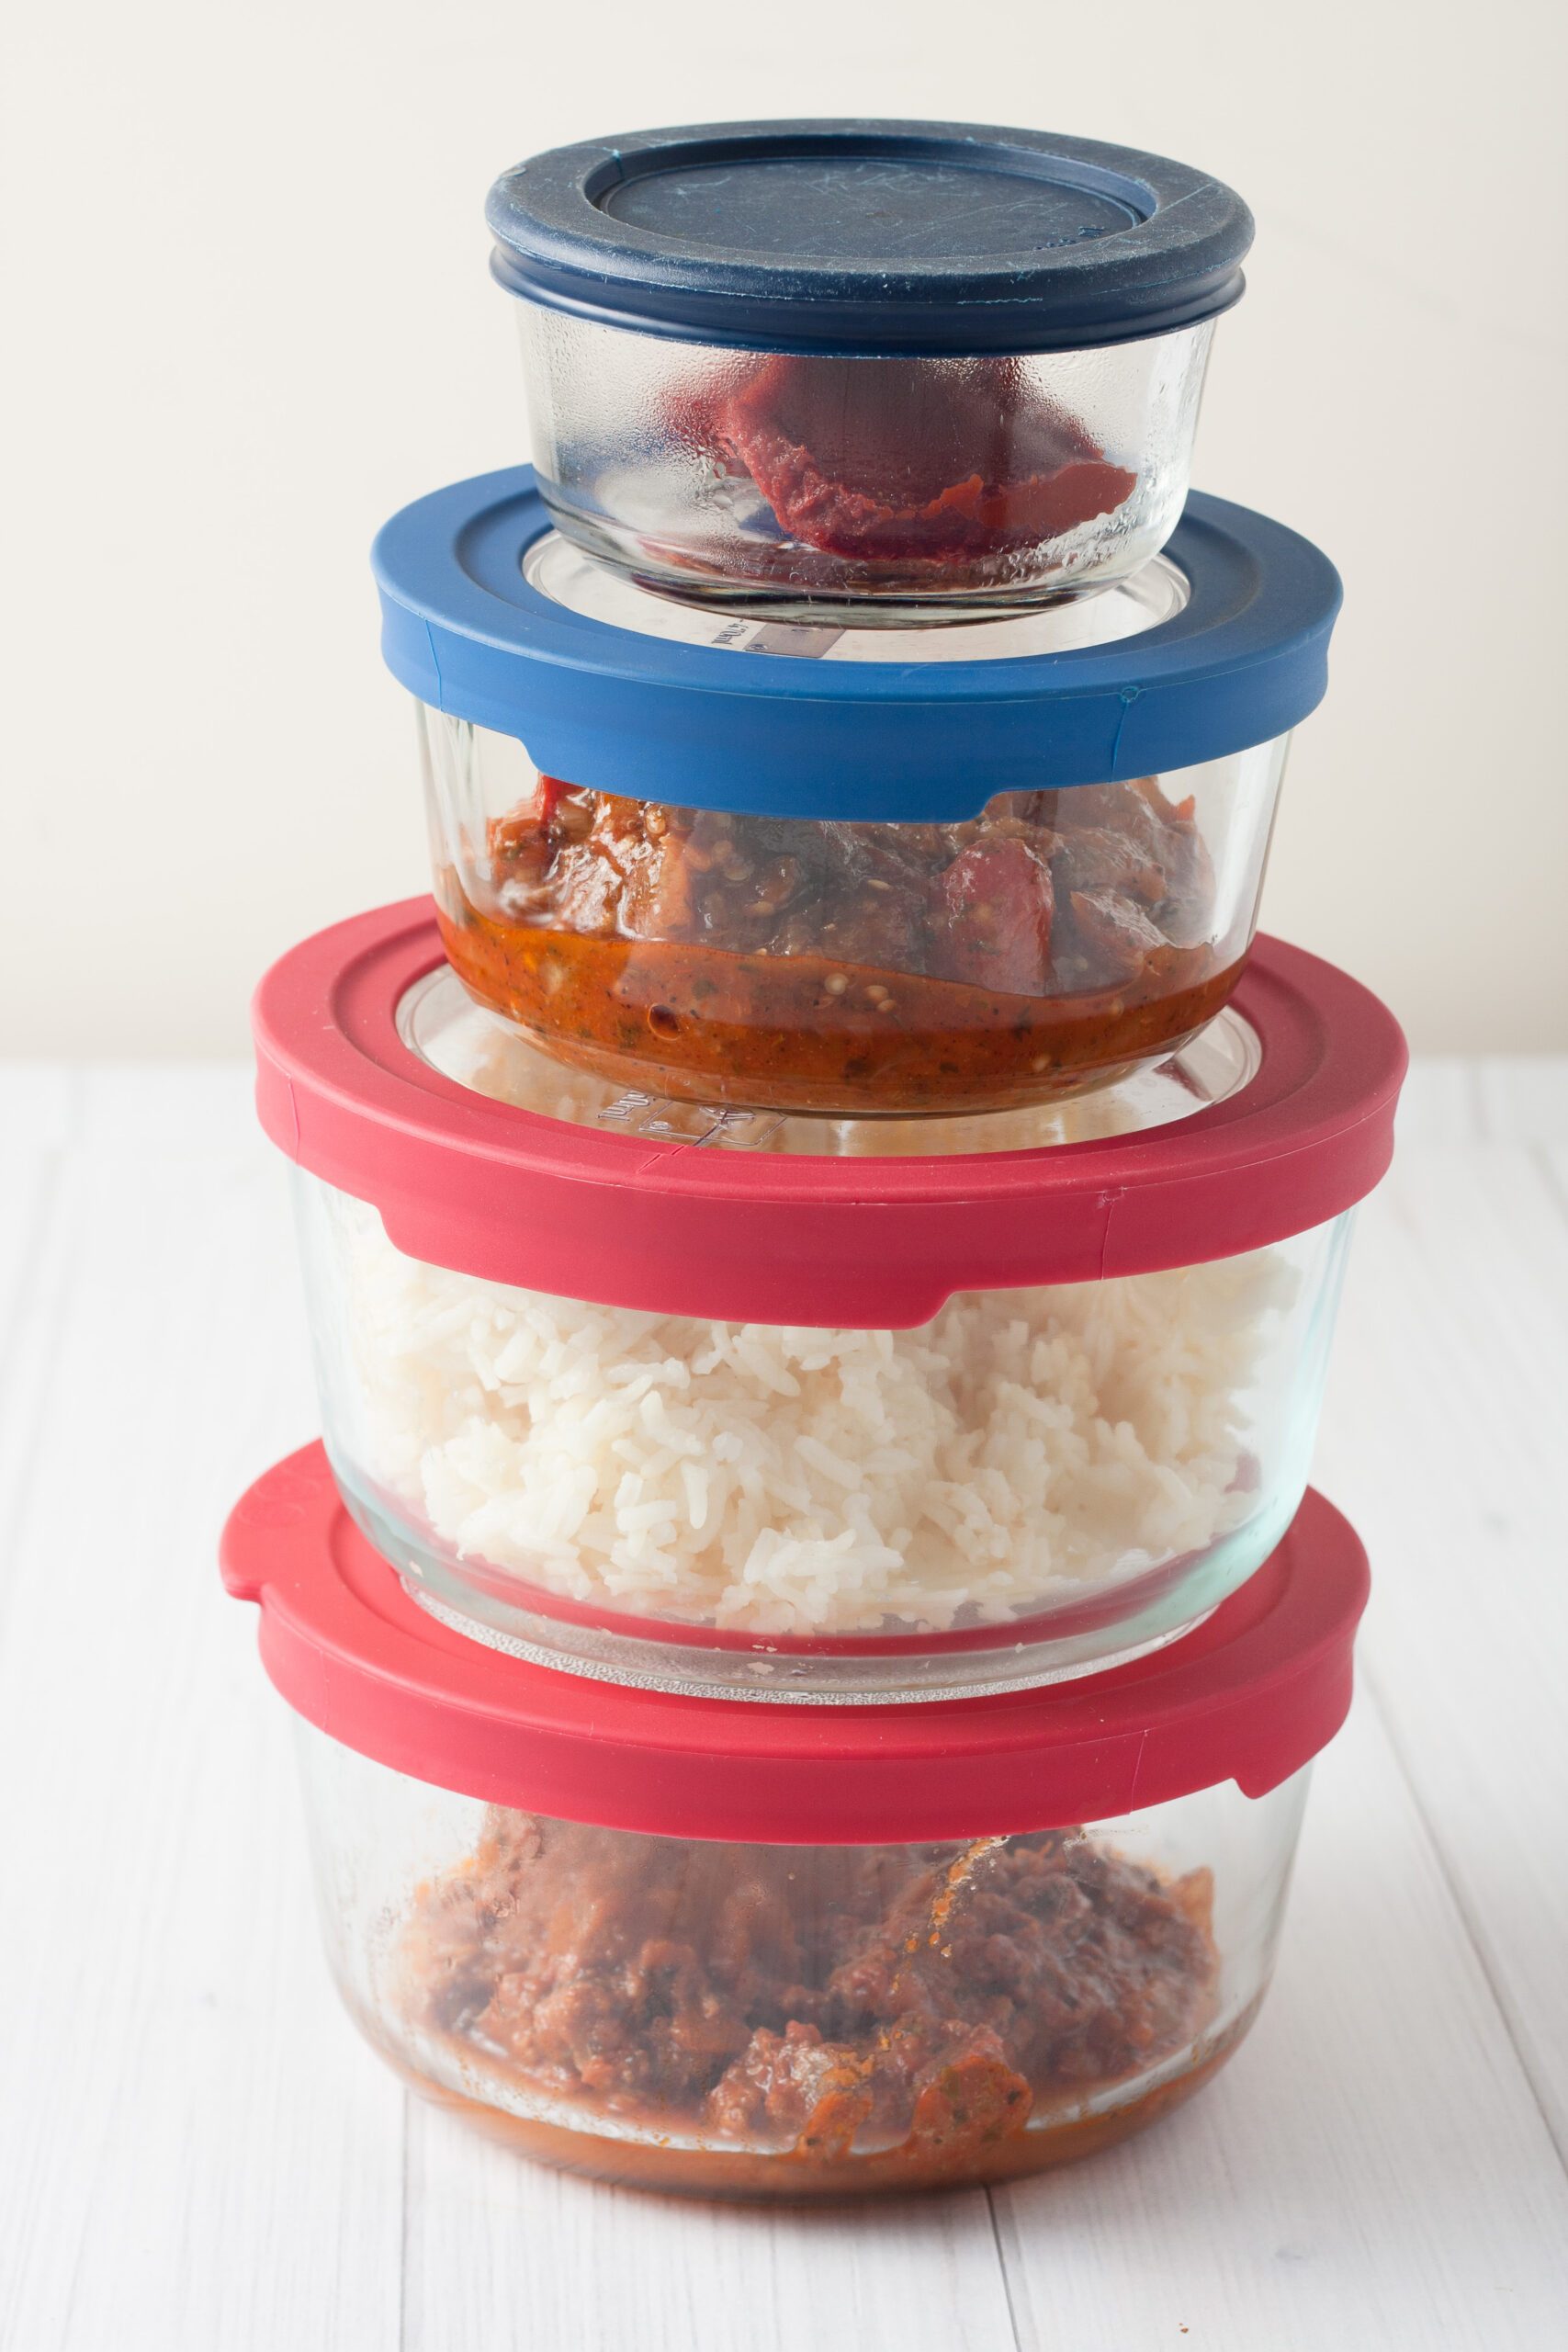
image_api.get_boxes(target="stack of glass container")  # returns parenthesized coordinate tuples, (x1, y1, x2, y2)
(225, 119, 1407, 2199)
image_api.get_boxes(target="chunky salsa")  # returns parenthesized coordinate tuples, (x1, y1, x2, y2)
(402, 1815, 1220, 2193)
(681, 355, 1137, 571)
(437, 775, 1239, 1114)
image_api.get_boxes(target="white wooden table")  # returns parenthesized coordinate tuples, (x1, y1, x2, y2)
(1, 1058, 1564, 2352)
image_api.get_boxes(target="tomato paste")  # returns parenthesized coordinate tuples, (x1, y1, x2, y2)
(684, 355, 1137, 563)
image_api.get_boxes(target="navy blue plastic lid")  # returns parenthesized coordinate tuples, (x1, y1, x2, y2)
(372, 469, 1340, 823)
(487, 119, 1254, 355)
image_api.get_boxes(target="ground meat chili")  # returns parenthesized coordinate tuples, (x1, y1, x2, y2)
(400, 1815, 1220, 2196)
(678, 355, 1138, 573)
(436, 775, 1240, 1114)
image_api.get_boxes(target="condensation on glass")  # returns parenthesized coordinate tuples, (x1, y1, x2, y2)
(515, 308, 1217, 620)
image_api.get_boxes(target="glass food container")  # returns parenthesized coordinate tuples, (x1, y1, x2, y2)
(375, 476, 1341, 1118)
(485, 120, 1254, 618)
(252, 906, 1404, 1702)
(221, 1446, 1368, 2200)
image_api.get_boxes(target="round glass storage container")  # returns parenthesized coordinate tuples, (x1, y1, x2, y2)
(253, 906, 1404, 1702)
(485, 121, 1253, 617)
(375, 476, 1340, 1117)
(221, 1447, 1367, 2200)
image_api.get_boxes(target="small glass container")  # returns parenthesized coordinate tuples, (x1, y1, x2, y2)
(221, 1450, 1367, 2200)
(374, 478, 1339, 1120)
(487, 120, 1253, 617)
(253, 907, 1404, 1702)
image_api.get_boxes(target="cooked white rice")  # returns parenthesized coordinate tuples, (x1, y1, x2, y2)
(333, 1192, 1294, 1635)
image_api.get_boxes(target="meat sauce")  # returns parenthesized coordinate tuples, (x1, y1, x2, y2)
(402, 1815, 1220, 2194)
(438, 776, 1240, 1114)
(677, 354, 1137, 578)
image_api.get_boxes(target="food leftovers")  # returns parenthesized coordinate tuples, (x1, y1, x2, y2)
(401, 1812, 1221, 2189)
(438, 775, 1233, 1113)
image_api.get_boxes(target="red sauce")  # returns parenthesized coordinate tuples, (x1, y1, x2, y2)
(368, 2018, 1253, 2199)
(679, 355, 1137, 571)
(398, 1815, 1222, 2195)
(439, 777, 1239, 1114)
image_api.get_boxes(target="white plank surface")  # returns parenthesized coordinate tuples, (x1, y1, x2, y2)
(995, 1701, 1568, 2352)
(1314, 1147, 1568, 2163)
(0, 1089, 401, 2352)
(0, 1059, 1564, 2352)
(403, 2102, 1019, 2352)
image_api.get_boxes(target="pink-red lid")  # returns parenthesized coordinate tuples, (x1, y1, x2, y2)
(222, 1444, 1369, 1843)
(252, 901, 1406, 1326)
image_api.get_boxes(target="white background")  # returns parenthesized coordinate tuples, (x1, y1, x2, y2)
(3, 0, 1564, 1054)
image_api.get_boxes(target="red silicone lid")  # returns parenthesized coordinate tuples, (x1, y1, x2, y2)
(222, 1444, 1369, 1844)
(252, 901, 1406, 1326)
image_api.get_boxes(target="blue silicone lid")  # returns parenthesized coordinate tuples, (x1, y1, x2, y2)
(372, 469, 1340, 823)
(486, 119, 1253, 355)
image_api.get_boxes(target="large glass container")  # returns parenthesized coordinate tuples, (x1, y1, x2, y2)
(299, 1727, 1309, 2197)
(253, 909, 1403, 1703)
(220, 1444, 1367, 2200)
